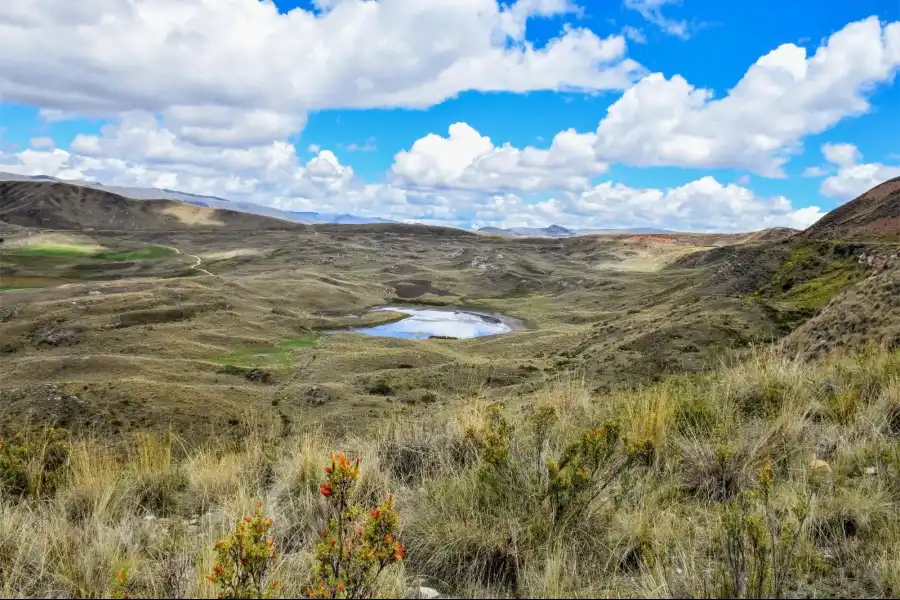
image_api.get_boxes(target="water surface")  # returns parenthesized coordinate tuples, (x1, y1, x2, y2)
(351, 306, 520, 339)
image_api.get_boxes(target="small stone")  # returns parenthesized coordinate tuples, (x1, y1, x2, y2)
(864, 466, 877, 476)
(143, 514, 157, 522)
(88, 290, 102, 296)
(405, 587, 440, 599)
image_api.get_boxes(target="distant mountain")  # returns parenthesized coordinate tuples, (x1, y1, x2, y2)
(0, 180, 302, 231)
(290, 211, 395, 225)
(0, 173, 395, 226)
(477, 225, 675, 238)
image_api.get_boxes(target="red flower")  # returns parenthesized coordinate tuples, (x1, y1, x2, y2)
(324, 464, 333, 474)
(320, 482, 334, 497)
(394, 545, 406, 561)
(370, 508, 381, 519)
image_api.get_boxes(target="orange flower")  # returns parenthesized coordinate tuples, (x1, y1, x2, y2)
(215, 565, 225, 576)
(320, 482, 334, 497)
(265, 518, 273, 527)
(370, 508, 381, 519)
(384, 534, 392, 544)
(119, 570, 126, 582)
(337, 583, 345, 591)
(394, 545, 406, 561)
(324, 464, 333, 474)
(244, 516, 252, 524)
(207, 575, 215, 582)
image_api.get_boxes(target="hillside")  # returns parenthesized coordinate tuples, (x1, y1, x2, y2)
(0, 181, 302, 231)
(803, 176, 900, 239)
(0, 173, 397, 225)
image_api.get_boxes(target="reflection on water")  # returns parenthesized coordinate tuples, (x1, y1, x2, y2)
(352, 307, 514, 339)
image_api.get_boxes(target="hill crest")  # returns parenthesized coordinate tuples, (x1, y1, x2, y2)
(0, 181, 303, 231)
(803, 176, 900, 240)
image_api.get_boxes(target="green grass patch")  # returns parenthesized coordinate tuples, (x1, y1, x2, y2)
(5, 245, 98, 257)
(755, 242, 863, 310)
(0, 284, 41, 292)
(94, 246, 176, 261)
(779, 262, 861, 309)
(275, 336, 318, 350)
(213, 335, 318, 368)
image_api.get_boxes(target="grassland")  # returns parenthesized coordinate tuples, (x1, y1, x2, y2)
(0, 214, 898, 598)
(0, 227, 890, 442)
(1, 346, 898, 598)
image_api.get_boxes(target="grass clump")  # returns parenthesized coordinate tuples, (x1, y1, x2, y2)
(0, 426, 70, 499)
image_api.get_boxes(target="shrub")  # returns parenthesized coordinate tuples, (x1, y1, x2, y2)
(305, 451, 404, 599)
(712, 457, 811, 599)
(546, 422, 630, 526)
(209, 503, 281, 599)
(0, 426, 70, 499)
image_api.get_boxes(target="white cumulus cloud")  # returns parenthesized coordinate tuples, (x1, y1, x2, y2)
(819, 143, 900, 200)
(592, 17, 900, 176)
(0, 0, 642, 146)
(390, 122, 604, 193)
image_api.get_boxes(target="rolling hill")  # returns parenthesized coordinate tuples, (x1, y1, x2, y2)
(0, 172, 395, 226)
(0, 180, 304, 231)
(803, 176, 900, 239)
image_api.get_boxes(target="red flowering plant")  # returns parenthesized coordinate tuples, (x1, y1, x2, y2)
(305, 451, 404, 599)
(208, 503, 282, 599)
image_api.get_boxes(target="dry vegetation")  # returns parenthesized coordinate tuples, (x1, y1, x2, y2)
(1, 346, 898, 598)
(3, 178, 899, 598)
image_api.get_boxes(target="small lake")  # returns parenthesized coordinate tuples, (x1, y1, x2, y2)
(350, 306, 523, 339)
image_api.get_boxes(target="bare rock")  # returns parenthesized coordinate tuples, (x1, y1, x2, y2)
(306, 385, 332, 406)
(405, 587, 441, 599)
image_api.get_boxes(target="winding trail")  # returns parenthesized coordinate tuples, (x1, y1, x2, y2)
(161, 245, 215, 277)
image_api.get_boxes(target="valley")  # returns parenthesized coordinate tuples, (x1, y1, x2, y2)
(0, 178, 899, 599)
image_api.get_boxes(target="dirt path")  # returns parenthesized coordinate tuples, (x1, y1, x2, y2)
(161, 245, 215, 277)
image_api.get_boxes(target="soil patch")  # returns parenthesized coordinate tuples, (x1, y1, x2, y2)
(389, 279, 453, 299)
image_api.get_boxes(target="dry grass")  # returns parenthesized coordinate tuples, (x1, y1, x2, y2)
(1, 346, 898, 598)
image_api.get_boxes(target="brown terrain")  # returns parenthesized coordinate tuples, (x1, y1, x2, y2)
(803, 176, 900, 239)
(0, 180, 304, 231)
(0, 178, 897, 442)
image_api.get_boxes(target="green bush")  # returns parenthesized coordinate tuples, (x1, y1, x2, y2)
(209, 503, 281, 599)
(0, 426, 70, 499)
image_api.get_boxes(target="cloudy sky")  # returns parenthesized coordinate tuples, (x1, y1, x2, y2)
(1, 0, 899, 232)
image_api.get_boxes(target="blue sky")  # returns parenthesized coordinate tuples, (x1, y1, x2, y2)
(1, 0, 899, 231)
